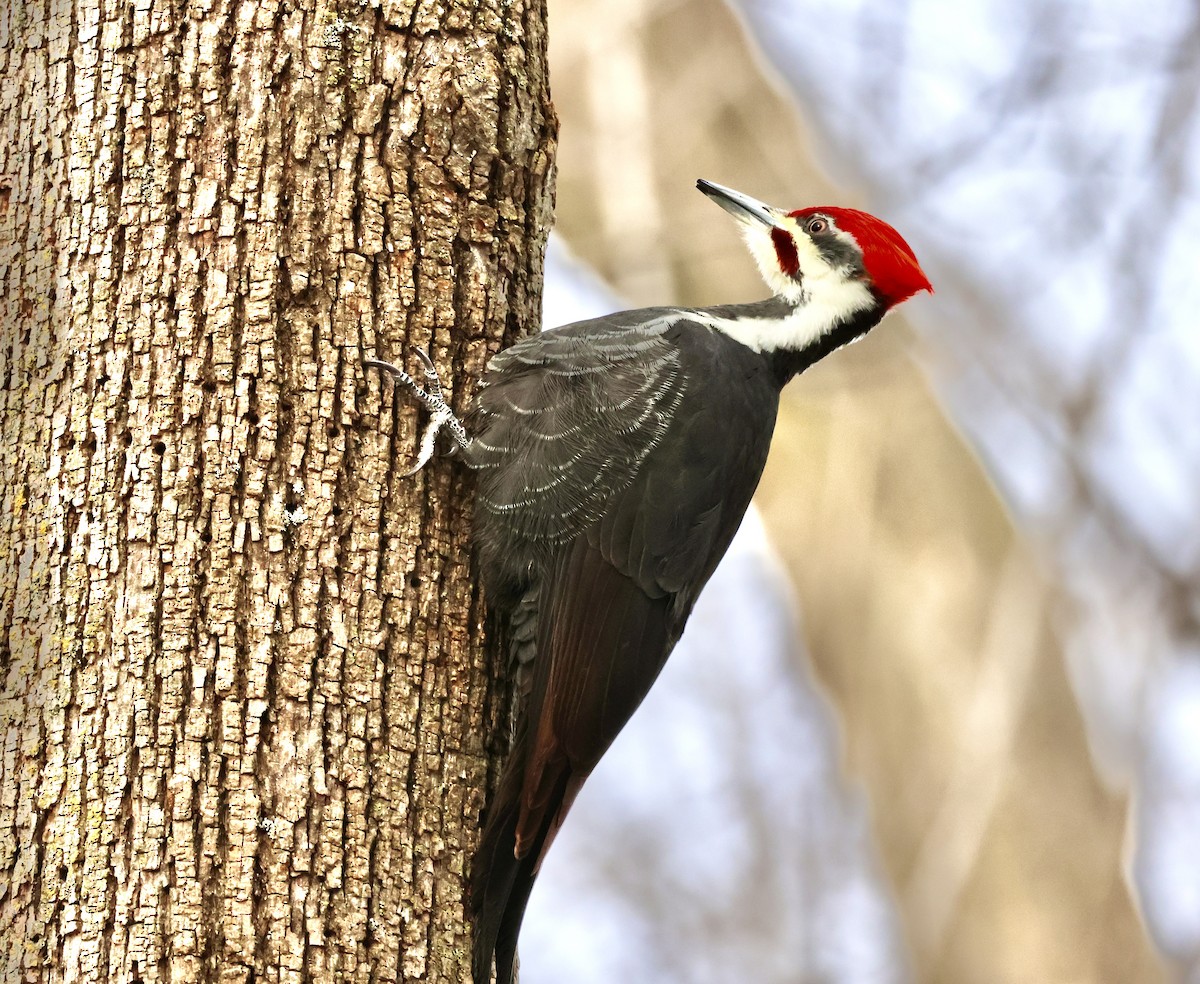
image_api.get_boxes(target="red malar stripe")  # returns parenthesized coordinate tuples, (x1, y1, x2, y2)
(770, 228, 800, 277)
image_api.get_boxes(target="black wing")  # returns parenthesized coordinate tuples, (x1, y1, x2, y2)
(467, 309, 688, 598)
(469, 310, 779, 984)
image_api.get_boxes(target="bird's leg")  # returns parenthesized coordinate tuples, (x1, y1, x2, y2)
(365, 350, 472, 475)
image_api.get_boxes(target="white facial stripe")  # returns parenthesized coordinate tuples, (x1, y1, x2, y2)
(742, 226, 804, 300)
(696, 277, 875, 352)
(710, 218, 874, 352)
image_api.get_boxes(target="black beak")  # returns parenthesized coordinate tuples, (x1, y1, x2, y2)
(696, 179, 782, 228)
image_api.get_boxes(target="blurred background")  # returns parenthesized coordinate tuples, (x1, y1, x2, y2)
(520, 1, 1200, 981)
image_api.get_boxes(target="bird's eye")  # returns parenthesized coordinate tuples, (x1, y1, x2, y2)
(807, 216, 828, 234)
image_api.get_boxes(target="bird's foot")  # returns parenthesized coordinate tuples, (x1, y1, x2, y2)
(365, 350, 471, 475)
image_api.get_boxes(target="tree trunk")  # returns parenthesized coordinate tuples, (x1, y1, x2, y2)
(0, 2, 554, 981)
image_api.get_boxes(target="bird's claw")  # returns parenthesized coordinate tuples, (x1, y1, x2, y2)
(365, 350, 472, 473)
(412, 348, 441, 381)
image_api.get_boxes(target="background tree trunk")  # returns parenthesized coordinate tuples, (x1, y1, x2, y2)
(0, 2, 553, 981)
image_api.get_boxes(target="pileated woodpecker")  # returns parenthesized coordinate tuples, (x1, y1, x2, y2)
(367, 180, 931, 984)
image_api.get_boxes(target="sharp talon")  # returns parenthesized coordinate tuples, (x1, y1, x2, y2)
(402, 438, 441, 474)
(364, 357, 404, 379)
(401, 452, 434, 478)
(414, 348, 445, 399)
(364, 350, 473, 471)
(414, 348, 436, 373)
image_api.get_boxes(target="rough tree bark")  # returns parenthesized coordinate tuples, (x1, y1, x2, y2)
(0, 2, 554, 981)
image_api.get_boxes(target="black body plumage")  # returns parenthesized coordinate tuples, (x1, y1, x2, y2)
(464, 299, 883, 984)
(370, 179, 930, 984)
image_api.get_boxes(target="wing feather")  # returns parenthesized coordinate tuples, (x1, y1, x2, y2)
(469, 312, 689, 595)
(514, 536, 672, 854)
(469, 312, 782, 984)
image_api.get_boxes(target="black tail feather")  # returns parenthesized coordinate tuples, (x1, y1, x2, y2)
(470, 761, 569, 984)
(471, 779, 523, 984)
(472, 539, 670, 982)
(491, 845, 541, 984)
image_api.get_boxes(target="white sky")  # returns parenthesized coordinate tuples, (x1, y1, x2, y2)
(735, 0, 1200, 967)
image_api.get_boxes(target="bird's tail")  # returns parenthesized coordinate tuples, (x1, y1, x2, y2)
(470, 754, 571, 984)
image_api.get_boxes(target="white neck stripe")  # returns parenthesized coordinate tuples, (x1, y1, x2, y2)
(688, 279, 875, 353)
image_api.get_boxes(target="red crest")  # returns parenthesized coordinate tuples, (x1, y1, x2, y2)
(791, 206, 932, 307)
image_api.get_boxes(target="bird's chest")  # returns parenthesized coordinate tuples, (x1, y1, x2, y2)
(658, 331, 780, 484)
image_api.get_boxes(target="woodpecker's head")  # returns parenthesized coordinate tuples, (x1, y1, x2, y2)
(697, 179, 931, 341)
